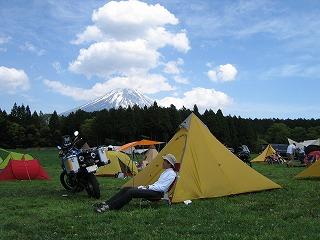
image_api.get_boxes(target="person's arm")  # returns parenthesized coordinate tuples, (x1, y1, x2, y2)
(148, 170, 176, 192)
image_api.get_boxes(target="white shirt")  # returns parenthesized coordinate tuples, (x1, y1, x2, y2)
(287, 144, 296, 154)
(148, 168, 176, 192)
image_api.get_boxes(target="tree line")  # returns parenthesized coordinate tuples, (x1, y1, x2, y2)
(1, 103, 320, 152)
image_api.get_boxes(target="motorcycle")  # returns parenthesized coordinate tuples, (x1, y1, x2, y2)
(235, 145, 252, 167)
(57, 131, 109, 199)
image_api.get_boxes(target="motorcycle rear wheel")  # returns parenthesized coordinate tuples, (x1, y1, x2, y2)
(85, 173, 100, 199)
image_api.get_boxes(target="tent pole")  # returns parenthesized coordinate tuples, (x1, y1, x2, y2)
(23, 159, 32, 181)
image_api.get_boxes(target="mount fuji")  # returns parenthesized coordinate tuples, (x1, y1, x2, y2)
(62, 88, 154, 116)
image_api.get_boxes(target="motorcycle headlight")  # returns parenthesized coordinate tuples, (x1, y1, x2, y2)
(91, 152, 96, 158)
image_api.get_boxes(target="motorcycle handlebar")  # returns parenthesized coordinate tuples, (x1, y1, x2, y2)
(72, 137, 83, 148)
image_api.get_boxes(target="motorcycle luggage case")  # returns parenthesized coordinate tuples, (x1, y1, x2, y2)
(97, 147, 109, 165)
(64, 155, 80, 173)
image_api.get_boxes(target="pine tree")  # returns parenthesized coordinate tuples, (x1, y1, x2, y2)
(49, 111, 61, 146)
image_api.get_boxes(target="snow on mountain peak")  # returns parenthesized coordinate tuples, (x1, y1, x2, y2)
(62, 88, 154, 116)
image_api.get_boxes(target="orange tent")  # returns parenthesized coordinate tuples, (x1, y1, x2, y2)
(118, 139, 164, 152)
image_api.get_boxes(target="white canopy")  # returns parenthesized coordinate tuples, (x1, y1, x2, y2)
(288, 138, 320, 148)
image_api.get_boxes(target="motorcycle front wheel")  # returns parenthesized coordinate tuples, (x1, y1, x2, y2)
(60, 171, 73, 191)
(85, 173, 100, 199)
(60, 171, 84, 192)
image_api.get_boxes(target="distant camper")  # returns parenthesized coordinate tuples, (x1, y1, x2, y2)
(286, 143, 296, 167)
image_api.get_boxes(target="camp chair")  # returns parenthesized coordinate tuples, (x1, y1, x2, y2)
(140, 163, 180, 206)
(160, 175, 179, 205)
(163, 162, 180, 205)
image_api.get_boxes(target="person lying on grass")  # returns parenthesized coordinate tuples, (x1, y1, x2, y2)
(95, 153, 177, 213)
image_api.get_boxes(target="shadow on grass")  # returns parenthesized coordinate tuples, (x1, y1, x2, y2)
(294, 177, 320, 181)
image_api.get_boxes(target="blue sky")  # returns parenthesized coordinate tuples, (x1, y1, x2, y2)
(1, 0, 319, 119)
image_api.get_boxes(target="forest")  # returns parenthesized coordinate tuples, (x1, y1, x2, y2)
(1, 103, 320, 152)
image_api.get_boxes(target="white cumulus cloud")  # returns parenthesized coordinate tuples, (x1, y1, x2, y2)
(69, 0, 190, 81)
(45, 0, 191, 102)
(90, 0, 179, 41)
(164, 58, 184, 75)
(71, 25, 105, 45)
(173, 75, 189, 84)
(158, 87, 232, 113)
(0, 66, 30, 92)
(163, 58, 189, 84)
(146, 27, 190, 52)
(44, 73, 173, 101)
(69, 39, 159, 78)
(208, 64, 238, 82)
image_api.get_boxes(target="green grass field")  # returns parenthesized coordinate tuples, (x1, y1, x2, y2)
(0, 149, 319, 240)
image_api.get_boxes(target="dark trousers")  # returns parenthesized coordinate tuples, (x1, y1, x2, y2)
(106, 187, 163, 210)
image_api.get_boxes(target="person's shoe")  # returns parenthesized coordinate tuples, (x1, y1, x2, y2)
(93, 201, 107, 208)
(95, 203, 110, 213)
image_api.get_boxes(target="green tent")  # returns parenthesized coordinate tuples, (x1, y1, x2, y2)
(0, 148, 34, 169)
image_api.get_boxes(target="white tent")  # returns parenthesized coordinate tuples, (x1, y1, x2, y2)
(302, 139, 320, 146)
(288, 138, 320, 148)
(287, 138, 304, 149)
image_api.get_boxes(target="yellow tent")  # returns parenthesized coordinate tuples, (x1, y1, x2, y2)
(123, 113, 281, 203)
(141, 148, 158, 168)
(145, 148, 158, 162)
(95, 151, 138, 177)
(295, 160, 320, 179)
(251, 144, 277, 163)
